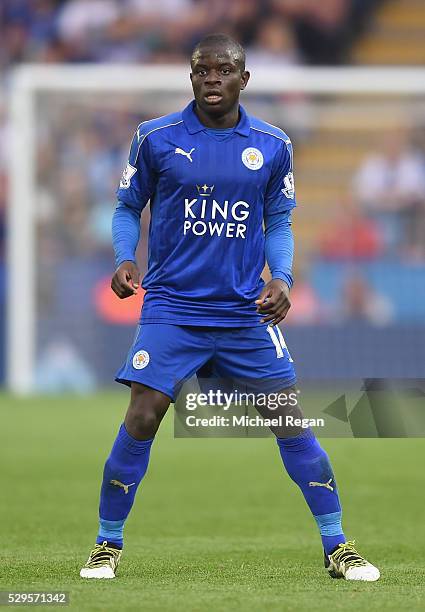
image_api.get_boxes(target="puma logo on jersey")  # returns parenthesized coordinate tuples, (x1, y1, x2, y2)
(175, 147, 195, 162)
(308, 478, 334, 492)
(110, 479, 136, 494)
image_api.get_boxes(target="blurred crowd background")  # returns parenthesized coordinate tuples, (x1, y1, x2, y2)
(0, 0, 384, 68)
(1, 0, 425, 390)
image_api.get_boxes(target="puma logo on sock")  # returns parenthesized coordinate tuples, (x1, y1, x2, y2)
(308, 478, 334, 492)
(110, 479, 136, 494)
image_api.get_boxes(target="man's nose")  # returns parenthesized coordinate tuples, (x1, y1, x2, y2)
(205, 70, 221, 85)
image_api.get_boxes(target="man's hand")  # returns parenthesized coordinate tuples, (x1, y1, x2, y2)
(111, 261, 140, 299)
(255, 279, 291, 326)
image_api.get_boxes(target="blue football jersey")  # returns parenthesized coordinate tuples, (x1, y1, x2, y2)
(116, 100, 296, 326)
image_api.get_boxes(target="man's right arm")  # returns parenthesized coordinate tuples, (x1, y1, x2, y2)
(112, 201, 141, 268)
(111, 201, 141, 298)
(111, 125, 156, 299)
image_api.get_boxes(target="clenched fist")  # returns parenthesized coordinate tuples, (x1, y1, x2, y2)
(255, 279, 291, 326)
(111, 261, 140, 299)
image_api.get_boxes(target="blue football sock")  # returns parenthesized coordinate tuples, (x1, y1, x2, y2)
(276, 429, 346, 555)
(96, 423, 153, 548)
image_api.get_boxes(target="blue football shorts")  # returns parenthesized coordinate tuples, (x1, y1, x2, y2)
(115, 324, 297, 401)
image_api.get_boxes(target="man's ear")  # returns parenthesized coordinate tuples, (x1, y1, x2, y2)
(240, 70, 250, 91)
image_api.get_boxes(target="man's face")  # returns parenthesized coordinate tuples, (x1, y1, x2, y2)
(190, 46, 250, 116)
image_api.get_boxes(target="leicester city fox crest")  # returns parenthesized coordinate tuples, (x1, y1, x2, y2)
(133, 350, 150, 369)
(241, 147, 264, 170)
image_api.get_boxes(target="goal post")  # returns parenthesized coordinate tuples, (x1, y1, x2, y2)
(7, 65, 425, 394)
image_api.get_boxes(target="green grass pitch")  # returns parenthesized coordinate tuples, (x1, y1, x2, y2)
(1, 391, 424, 611)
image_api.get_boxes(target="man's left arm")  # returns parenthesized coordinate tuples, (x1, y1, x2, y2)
(256, 139, 296, 326)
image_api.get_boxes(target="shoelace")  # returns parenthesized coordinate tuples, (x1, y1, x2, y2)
(330, 541, 368, 568)
(85, 541, 120, 568)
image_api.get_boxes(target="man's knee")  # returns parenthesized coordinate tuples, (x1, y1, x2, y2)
(125, 383, 170, 439)
(255, 385, 304, 439)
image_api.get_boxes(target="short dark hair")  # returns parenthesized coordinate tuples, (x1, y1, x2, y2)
(191, 33, 246, 71)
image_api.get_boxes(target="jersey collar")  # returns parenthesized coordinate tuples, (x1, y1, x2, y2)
(182, 100, 251, 137)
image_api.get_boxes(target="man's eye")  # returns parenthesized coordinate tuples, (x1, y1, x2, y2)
(222, 68, 231, 75)
(198, 70, 206, 76)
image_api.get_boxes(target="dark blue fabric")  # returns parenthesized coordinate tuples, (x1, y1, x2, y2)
(276, 430, 345, 554)
(116, 323, 296, 400)
(112, 201, 140, 267)
(99, 424, 153, 536)
(115, 100, 296, 326)
(264, 209, 294, 288)
(203, 126, 236, 141)
(111, 202, 295, 289)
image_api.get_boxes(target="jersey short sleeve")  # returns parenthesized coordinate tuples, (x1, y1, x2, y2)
(264, 139, 296, 215)
(116, 125, 157, 212)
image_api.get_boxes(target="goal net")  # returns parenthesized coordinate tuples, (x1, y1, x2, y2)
(8, 66, 425, 393)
